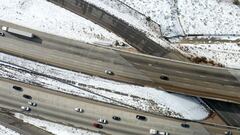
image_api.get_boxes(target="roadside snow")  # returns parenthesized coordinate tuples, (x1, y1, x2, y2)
(0, 0, 126, 46)
(0, 53, 209, 120)
(14, 113, 101, 135)
(177, 43, 240, 68)
(0, 124, 20, 135)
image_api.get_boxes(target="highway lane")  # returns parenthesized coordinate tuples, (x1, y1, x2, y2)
(0, 21, 240, 103)
(0, 78, 240, 135)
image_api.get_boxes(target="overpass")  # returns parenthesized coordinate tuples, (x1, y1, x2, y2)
(46, 0, 188, 61)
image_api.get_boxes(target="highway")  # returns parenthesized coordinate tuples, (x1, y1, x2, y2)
(0, 20, 240, 103)
(0, 78, 239, 135)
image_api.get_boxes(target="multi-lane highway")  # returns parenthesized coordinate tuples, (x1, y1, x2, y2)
(0, 20, 240, 103)
(0, 78, 239, 135)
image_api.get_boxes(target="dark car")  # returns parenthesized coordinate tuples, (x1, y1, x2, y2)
(112, 116, 121, 121)
(93, 123, 103, 129)
(181, 123, 190, 128)
(23, 94, 32, 100)
(160, 74, 169, 81)
(0, 32, 5, 37)
(224, 131, 232, 135)
(136, 115, 146, 121)
(12, 86, 23, 91)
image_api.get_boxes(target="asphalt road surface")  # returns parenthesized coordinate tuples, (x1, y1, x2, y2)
(204, 99, 240, 127)
(0, 21, 239, 104)
(0, 78, 239, 135)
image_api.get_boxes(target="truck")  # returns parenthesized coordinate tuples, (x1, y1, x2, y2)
(1, 26, 34, 38)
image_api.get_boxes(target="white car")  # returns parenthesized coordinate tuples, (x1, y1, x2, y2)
(74, 107, 84, 113)
(98, 118, 108, 124)
(104, 70, 114, 75)
(149, 129, 158, 135)
(28, 101, 37, 107)
(21, 106, 31, 111)
(159, 131, 169, 135)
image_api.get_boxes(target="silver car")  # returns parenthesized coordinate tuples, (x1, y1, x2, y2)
(21, 106, 31, 111)
(74, 107, 84, 113)
(98, 118, 108, 124)
(28, 101, 37, 107)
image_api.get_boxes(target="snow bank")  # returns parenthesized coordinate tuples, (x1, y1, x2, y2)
(0, 125, 20, 135)
(0, 0, 126, 46)
(0, 53, 209, 120)
(15, 113, 101, 135)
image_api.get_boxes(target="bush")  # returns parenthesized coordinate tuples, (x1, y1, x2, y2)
(233, 0, 240, 5)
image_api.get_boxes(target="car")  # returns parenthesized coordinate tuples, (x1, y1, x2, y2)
(104, 70, 114, 75)
(23, 94, 32, 100)
(149, 129, 158, 135)
(159, 131, 169, 135)
(98, 118, 108, 124)
(0, 32, 5, 37)
(12, 86, 23, 91)
(112, 116, 121, 121)
(20, 106, 31, 111)
(160, 74, 169, 81)
(28, 101, 37, 107)
(181, 123, 190, 128)
(74, 107, 84, 113)
(93, 123, 103, 129)
(224, 131, 232, 135)
(136, 115, 146, 121)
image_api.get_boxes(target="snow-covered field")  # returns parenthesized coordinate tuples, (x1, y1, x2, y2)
(15, 113, 101, 135)
(0, 0, 127, 46)
(0, 53, 209, 120)
(0, 124, 20, 135)
(119, 0, 240, 36)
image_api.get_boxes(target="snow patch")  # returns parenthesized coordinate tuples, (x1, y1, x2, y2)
(0, 124, 20, 135)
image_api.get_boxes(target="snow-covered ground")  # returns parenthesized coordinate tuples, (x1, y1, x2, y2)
(0, 124, 20, 135)
(15, 113, 101, 135)
(119, 0, 240, 36)
(0, 53, 209, 120)
(178, 0, 240, 35)
(177, 43, 240, 68)
(80, 0, 171, 48)
(119, 0, 184, 37)
(0, 0, 127, 46)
